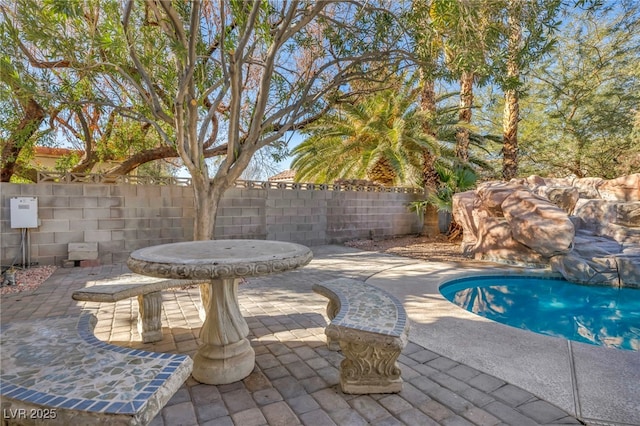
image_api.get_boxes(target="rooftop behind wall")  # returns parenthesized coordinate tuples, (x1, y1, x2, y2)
(1, 176, 422, 266)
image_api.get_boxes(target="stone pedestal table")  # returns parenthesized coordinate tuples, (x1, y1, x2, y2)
(127, 239, 313, 385)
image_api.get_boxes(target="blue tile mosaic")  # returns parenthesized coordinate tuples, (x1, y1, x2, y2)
(60, 398, 81, 409)
(106, 401, 126, 412)
(34, 394, 56, 404)
(74, 400, 95, 411)
(0, 313, 192, 416)
(132, 400, 146, 411)
(117, 402, 136, 414)
(90, 401, 109, 411)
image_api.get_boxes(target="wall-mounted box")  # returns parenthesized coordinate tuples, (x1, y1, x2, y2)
(10, 197, 38, 228)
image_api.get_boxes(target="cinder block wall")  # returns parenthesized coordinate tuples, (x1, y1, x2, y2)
(264, 188, 330, 245)
(1, 183, 195, 266)
(1, 182, 422, 266)
(326, 191, 420, 243)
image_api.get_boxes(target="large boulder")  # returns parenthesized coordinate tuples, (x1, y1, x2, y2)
(598, 173, 640, 202)
(525, 175, 546, 187)
(574, 200, 640, 243)
(550, 232, 640, 288)
(542, 177, 575, 188)
(471, 217, 546, 265)
(474, 182, 525, 217)
(614, 202, 640, 227)
(573, 177, 605, 199)
(574, 199, 610, 231)
(452, 191, 479, 254)
(532, 186, 580, 214)
(617, 254, 640, 288)
(502, 190, 575, 257)
(453, 174, 640, 287)
(549, 253, 620, 287)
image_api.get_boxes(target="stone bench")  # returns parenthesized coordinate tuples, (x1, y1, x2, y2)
(0, 313, 192, 426)
(72, 278, 208, 343)
(312, 278, 409, 394)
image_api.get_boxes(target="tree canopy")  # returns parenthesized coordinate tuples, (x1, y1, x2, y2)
(292, 77, 444, 187)
(2, 0, 415, 238)
(1, 0, 637, 212)
(518, 2, 640, 178)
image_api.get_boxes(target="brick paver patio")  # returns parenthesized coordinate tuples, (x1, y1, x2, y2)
(0, 246, 582, 425)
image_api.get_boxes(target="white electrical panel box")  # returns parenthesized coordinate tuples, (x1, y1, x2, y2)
(10, 197, 38, 228)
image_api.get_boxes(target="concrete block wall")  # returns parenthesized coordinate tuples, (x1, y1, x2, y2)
(326, 191, 420, 243)
(214, 188, 267, 240)
(264, 188, 330, 246)
(1, 182, 422, 266)
(1, 183, 195, 266)
(213, 187, 419, 245)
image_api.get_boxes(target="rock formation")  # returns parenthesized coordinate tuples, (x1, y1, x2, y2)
(453, 173, 640, 288)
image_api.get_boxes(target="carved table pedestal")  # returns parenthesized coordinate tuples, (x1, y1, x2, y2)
(128, 240, 313, 384)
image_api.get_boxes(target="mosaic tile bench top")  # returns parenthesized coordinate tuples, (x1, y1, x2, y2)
(0, 313, 192, 424)
(313, 278, 408, 338)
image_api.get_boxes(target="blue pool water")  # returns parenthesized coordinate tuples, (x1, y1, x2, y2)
(440, 276, 640, 351)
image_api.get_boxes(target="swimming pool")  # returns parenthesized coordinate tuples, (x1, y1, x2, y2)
(440, 276, 640, 351)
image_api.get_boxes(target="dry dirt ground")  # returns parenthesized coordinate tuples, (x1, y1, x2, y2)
(344, 234, 470, 263)
(1, 235, 467, 295)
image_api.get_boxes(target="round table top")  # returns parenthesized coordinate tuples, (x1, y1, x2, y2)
(127, 239, 313, 280)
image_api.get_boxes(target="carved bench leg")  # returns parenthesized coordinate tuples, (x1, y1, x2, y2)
(137, 291, 163, 343)
(339, 340, 403, 394)
(325, 299, 341, 351)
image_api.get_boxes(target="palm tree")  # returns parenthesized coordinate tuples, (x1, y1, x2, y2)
(410, 0, 495, 235)
(409, 163, 478, 239)
(292, 75, 491, 237)
(292, 81, 446, 188)
(502, 0, 522, 180)
(498, 0, 561, 179)
(427, 0, 499, 162)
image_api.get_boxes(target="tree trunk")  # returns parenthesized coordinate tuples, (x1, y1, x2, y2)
(12, 165, 38, 183)
(1, 98, 45, 182)
(420, 78, 441, 237)
(502, 1, 522, 181)
(70, 152, 100, 174)
(455, 71, 474, 162)
(105, 146, 179, 176)
(367, 157, 396, 186)
(502, 88, 519, 180)
(192, 178, 226, 241)
(421, 204, 440, 238)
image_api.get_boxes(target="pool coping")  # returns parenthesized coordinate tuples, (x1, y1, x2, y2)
(365, 261, 640, 426)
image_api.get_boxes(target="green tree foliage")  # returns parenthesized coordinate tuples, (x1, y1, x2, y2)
(410, 163, 478, 213)
(427, 0, 501, 161)
(408, 162, 478, 238)
(0, 15, 48, 182)
(291, 78, 449, 187)
(292, 72, 490, 239)
(409, 0, 561, 182)
(493, 0, 562, 180)
(3, 1, 408, 239)
(517, 2, 640, 178)
(1, 1, 181, 181)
